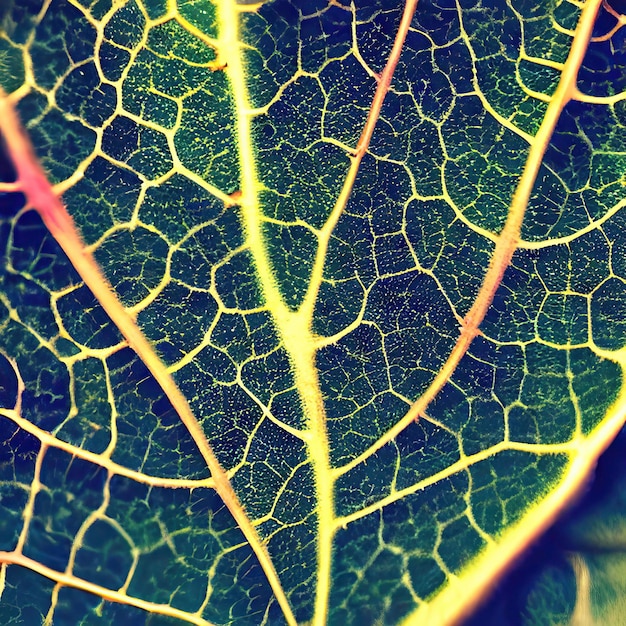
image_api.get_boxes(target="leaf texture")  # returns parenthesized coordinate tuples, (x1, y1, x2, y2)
(1, 1, 626, 625)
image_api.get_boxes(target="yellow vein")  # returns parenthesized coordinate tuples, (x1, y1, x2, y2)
(0, 88, 288, 624)
(518, 197, 626, 249)
(335, 439, 576, 529)
(334, 0, 605, 478)
(14, 444, 46, 554)
(284, 339, 334, 626)
(178, 3, 299, 624)
(0, 551, 215, 626)
(0, 408, 215, 489)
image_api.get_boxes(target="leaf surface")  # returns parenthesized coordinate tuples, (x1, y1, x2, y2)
(1, 0, 626, 625)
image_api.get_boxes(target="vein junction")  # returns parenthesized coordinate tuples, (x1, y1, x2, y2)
(213, 2, 337, 624)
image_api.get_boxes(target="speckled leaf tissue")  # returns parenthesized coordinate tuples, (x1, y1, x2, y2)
(0, 1, 625, 624)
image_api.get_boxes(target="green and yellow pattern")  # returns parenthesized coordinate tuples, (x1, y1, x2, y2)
(1, 1, 626, 624)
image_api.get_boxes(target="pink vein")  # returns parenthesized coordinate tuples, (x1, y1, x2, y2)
(304, 0, 419, 312)
(335, 0, 604, 476)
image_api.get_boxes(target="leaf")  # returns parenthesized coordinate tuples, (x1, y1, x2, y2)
(0, 0, 625, 625)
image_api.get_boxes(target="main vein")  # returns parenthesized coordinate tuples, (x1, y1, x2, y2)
(210, 2, 339, 623)
(220, 1, 421, 623)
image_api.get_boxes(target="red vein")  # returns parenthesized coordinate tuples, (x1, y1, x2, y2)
(0, 89, 289, 623)
(335, 0, 604, 477)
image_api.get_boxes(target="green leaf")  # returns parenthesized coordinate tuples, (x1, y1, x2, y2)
(0, 1, 625, 625)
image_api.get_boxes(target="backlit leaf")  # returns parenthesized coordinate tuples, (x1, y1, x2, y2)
(1, 1, 626, 625)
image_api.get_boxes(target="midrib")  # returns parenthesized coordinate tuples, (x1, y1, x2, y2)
(217, 2, 335, 624)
